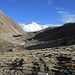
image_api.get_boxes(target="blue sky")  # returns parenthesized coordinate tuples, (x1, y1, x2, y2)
(0, 0, 75, 26)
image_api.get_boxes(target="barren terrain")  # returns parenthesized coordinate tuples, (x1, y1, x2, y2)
(0, 45, 75, 75)
(0, 10, 75, 75)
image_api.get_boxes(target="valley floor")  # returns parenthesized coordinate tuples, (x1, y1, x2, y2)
(0, 45, 75, 75)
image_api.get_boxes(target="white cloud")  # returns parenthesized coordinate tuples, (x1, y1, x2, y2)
(57, 8, 75, 23)
(48, 0, 53, 5)
(62, 14, 75, 23)
(56, 7, 70, 11)
(56, 7, 65, 10)
(57, 11, 69, 14)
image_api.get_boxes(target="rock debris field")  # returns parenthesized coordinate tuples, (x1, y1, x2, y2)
(0, 45, 75, 75)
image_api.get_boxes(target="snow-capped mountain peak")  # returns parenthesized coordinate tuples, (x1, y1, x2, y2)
(20, 22, 48, 32)
(31, 22, 37, 25)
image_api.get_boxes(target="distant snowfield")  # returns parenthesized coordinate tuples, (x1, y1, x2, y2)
(20, 22, 62, 32)
(20, 22, 49, 32)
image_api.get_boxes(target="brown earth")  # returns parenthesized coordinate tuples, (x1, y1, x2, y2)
(0, 10, 25, 34)
(0, 45, 75, 75)
(0, 10, 27, 52)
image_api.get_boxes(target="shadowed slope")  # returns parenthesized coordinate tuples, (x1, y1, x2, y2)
(25, 23, 75, 50)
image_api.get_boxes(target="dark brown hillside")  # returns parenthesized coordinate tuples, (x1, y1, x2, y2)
(25, 23, 75, 50)
(33, 23, 75, 41)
